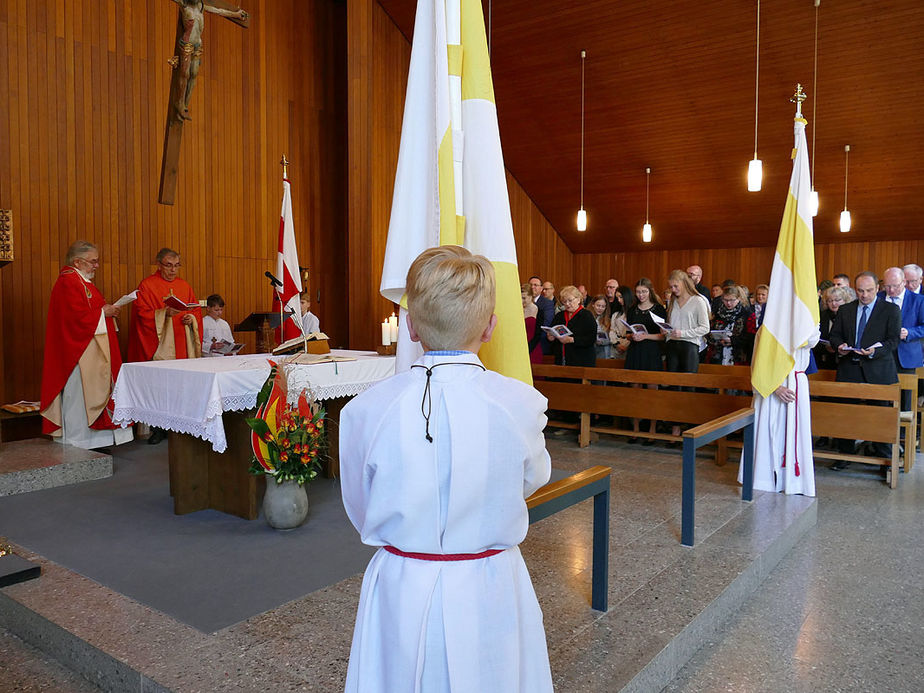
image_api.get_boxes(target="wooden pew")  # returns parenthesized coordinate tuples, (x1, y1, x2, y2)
(532, 363, 752, 455)
(526, 465, 612, 611)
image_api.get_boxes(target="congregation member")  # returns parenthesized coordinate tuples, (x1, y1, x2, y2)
(607, 286, 635, 358)
(815, 285, 850, 370)
(521, 283, 543, 364)
(590, 295, 613, 359)
(832, 273, 850, 290)
(529, 275, 555, 353)
(300, 292, 320, 335)
(624, 278, 667, 443)
(201, 294, 234, 356)
(542, 281, 559, 313)
(904, 263, 922, 294)
(880, 267, 924, 410)
(665, 269, 710, 441)
(40, 241, 133, 450)
(546, 285, 596, 367)
(748, 284, 769, 331)
(686, 264, 710, 298)
(710, 284, 723, 300)
(129, 247, 203, 445)
(828, 271, 902, 467)
(340, 246, 553, 692)
(578, 284, 591, 307)
(705, 286, 753, 365)
(603, 278, 621, 315)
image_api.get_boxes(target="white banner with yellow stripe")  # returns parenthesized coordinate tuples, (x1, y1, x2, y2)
(751, 115, 820, 397)
(380, 0, 530, 384)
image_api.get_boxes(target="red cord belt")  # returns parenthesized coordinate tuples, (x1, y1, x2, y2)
(383, 546, 503, 562)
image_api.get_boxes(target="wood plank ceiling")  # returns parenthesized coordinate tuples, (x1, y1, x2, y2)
(377, 0, 924, 253)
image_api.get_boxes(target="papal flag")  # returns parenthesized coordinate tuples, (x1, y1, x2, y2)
(751, 112, 820, 397)
(380, 0, 531, 384)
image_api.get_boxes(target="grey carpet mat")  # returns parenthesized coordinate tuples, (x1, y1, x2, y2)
(0, 440, 376, 633)
(0, 441, 569, 634)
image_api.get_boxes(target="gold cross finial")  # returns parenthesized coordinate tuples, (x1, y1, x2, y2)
(791, 83, 807, 118)
(280, 155, 289, 179)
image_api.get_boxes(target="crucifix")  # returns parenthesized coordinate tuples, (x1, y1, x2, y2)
(158, 0, 250, 205)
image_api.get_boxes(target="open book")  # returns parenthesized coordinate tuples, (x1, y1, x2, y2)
(648, 313, 673, 331)
(619, 318, 648, 335)
(113, 290, 138, 308)
(709, 329, 732, 339)
(541, 324, 573, 338)
(163, 295, 201, 311)
(272, 332, 330, 355)
(844, 341, 883, 353)
(285, 352, 356, 365)
(1, 400, 40, 414)
(210, 339, 245, 355)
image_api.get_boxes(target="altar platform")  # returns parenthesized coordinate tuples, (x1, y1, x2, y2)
(0, 434, 816, 692)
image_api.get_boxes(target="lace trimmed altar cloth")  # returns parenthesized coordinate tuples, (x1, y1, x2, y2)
(112, 351, 396, 452)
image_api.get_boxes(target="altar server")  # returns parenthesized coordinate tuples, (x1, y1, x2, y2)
(40, 241, 133, 449)
(340, 246, 553, 692)
(128, 247, 203, 363)
(202, 294, 235, 356)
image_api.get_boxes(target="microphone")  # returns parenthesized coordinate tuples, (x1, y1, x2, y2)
(264, 271, 283, 288)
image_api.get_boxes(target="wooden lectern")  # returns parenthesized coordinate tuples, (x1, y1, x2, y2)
(235, 313, 282, 354)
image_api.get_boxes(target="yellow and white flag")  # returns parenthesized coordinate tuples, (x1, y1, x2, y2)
(751, 115, 820, 397)
(380, 0, 530, 384)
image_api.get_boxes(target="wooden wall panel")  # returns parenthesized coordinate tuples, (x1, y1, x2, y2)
(348, 0, 574, 349)
(573, 240, 924, 299)
(0, 0, 347, 402)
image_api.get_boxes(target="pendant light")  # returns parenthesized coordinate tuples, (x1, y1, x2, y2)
(642, 168, 653, 243)
(577, 51, 587, 231)
(839, 145, 851, 232)
(809, 0, 820, 216)
(747, 0, 762, 191)
(576, 50, 587, 231)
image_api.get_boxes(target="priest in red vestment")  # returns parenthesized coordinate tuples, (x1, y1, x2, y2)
(40, 241, 133, 450)
(128, 247, 203, 363)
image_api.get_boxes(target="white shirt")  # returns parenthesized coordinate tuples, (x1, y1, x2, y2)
(201, 315, 234, 355)
(886, 289, 905, 310)
(301, 311, 320, 335)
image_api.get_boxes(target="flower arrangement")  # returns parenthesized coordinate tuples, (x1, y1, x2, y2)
(246, 361, 326, 486)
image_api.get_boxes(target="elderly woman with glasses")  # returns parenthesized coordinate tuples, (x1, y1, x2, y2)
(545, 285, 597, 367)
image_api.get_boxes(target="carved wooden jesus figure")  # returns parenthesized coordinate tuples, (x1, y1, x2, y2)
(169, 0, 249, 121)
(159, 0, 248, 205)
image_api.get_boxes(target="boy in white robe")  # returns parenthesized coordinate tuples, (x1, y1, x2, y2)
(340, 246, 553, 693)
(201, 294, 235, 356)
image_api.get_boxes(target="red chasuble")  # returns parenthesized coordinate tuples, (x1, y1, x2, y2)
(127, 272, 203, 362)
(39, 267, 123, 434)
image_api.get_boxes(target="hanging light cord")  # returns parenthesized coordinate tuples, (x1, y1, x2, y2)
(753, 0, 760, 159)
(843, 146, 849, 209)
(811, 0, 819, 190)
(580, 51, 586, 209)
(645, 169, 650, 223)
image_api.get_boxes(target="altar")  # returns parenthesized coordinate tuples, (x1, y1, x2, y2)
(112, 351, 396, 519)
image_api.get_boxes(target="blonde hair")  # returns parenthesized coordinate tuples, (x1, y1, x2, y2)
(667, 269, 699, 320)
(558, 285, 582, 303)
(406, 246, 496, 350)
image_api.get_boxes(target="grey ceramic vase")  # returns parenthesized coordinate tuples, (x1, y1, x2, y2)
(263, 479, 309, 529)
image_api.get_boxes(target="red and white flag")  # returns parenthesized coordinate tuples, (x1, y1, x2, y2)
(273, 179, 304, 341)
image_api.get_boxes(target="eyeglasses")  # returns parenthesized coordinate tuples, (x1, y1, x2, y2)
(159, 261, 182, 269)
(76, 257, 100, 266)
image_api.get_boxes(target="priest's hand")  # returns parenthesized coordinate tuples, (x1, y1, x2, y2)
(165, 306, 180, 318)
(102, 304, 120, 318)
(774, 385, 796, 403)
(181, 314, 194, 326)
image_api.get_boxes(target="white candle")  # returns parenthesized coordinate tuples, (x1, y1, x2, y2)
(381, 321, 391, 346)
(389, 313, 399, 342)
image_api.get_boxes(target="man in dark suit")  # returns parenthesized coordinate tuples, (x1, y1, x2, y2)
(528, 275, 555, 355)
(829, 271, 902, 467)
(686, 265, 710, 298)
(880, 267, 924, 410)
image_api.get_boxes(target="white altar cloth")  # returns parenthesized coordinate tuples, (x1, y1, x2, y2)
(112, 351, 396, 453)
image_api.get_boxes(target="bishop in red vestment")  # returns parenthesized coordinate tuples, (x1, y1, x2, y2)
(128, 248, 203, 362)
(40, 241, 133, 449)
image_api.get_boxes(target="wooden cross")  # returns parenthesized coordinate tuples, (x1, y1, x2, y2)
(158, 0, 250, 205)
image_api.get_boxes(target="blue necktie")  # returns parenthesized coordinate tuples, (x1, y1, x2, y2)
(856, 304, 869, 346)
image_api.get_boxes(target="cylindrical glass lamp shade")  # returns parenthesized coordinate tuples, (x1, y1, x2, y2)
(642, 223, 652, 243)
(839, 209, 851, 233)
(809, 190, 819, 217)
(747, 158, 763, 192)
(576, 208, 587, 231)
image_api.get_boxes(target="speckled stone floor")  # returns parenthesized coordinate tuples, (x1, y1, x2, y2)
(0, 433, 839, 692)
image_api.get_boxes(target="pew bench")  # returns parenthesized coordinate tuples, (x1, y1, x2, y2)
(526, 465, 612, 611)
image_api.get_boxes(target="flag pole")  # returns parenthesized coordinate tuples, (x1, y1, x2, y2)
(790, 82, 806, 119)
(279, 154, 288, 344)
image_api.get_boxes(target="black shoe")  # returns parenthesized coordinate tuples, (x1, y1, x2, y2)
(831, 460, 850, 471)
(147, 428, 167, 445)
(90, 447, 112, 455)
